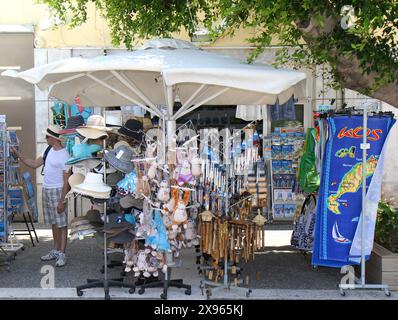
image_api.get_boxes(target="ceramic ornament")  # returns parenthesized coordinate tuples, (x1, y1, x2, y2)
(173, 202, 188, 225)
(148, 161, 158, 180)
(157, 180, 170, 202)
(191, 157, 201, 177)
(177, 160, 194, 186)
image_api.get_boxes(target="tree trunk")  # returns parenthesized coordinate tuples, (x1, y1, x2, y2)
(296, 16, 398, 108)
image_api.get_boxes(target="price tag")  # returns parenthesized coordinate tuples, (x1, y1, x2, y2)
(116, 150, 124, 159)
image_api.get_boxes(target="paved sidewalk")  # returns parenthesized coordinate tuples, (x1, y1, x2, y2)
(0, 223, 395, 300)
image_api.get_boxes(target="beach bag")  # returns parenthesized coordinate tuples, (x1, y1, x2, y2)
(298, 128, 319, 193)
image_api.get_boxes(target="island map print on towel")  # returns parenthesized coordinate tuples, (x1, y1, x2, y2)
(312, 115, 395, 268)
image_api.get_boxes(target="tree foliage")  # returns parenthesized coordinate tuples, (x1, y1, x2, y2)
(38, 0, 398, 105)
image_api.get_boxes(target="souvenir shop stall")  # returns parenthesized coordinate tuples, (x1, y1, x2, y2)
(2, 38, 309, 299)
(62, 109, 282, 299)
(0, 116, 26, 271)
(291, 102, 396, 296)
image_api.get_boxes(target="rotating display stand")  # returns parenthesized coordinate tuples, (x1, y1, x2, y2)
(76, 140, 136, 300)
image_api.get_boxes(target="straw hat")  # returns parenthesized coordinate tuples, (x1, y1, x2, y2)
(72, 172, 112, 199)
(76, 115, 110, 139)
(43, 125, 63, 141)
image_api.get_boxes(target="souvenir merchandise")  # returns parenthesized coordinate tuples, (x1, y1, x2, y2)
(93, 162, 117, 174)
(65, 173, 85, 198)
(59, 115, 85, 135)
(72, 172, 112, 199)
(118, 119, 144, 142)
(116, 171, 138, 196)
(120, 195, 144, 210)
(66, 143, 102, 165)
(297, 128, 320, 193)
(69, 210, 103, 241)
(104, 145, 135, 174)
(107, 171, 125, 187)
(291, 194, 317, 252)
(270, 127, 304, 221)
(76, 115, 110, 139)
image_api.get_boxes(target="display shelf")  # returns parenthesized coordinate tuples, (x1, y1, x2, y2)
(270, 127, 304, 222)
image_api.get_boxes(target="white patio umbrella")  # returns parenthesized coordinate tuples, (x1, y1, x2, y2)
(2, 38, 306, 121)
(2, 38, 306, 161)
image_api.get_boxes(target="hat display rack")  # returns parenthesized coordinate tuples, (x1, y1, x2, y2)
(74, 131, 136, 300)
(59, 114, 135, 300)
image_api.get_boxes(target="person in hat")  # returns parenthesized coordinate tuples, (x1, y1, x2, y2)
(11, 125, 71, 267)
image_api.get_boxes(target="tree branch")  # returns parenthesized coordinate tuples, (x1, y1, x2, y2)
(296, 13, 398, 108)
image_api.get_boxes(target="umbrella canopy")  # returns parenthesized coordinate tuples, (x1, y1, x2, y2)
(2, 38, 306, 120)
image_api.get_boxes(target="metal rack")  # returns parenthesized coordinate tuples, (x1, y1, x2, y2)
(270, 129, 304, 222)
(339, 102, 390, 297)
(0, 118, 8, 244)
(76, 139, 136, 300)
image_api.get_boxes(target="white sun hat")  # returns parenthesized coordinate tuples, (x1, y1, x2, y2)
(65, 173, 85, 199)
(72, 172, 111, 199)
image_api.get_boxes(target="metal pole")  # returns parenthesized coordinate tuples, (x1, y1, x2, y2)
(103, 139, 108, 282)
(361, 105, 367, 286)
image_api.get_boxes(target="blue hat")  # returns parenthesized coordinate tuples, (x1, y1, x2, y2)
(66, 143, 102, 165)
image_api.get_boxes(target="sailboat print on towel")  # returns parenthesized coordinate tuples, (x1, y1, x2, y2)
(332, 221, 351, 244)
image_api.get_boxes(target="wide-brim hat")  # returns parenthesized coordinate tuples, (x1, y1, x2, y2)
(73, 185, 111, 199)
(120, 195, 144, 210)
(103, 213, 133, 230)
(81, 114, 113, 131)
(72, 172, 111, 198)
(43, 125, 63, 141)
(105, 111, 123, 128)
(71, 216, 91, 228)
(72, 159, 102, 170)
(76, 127, 109, 140)
(66, 143, 102, 165)
(93, 163, 117, 174)
(106, 171, 125, 187)
(107, 230, 135, 244)
(59, 115, 85, 135)
(66, 173, 85, 198)
(118, 119, 144, 142)
(114, 140, 132, 149)
(84, 209, 103, 227)
(68, 173, 85, 187)
(104, 146, 135, 174)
